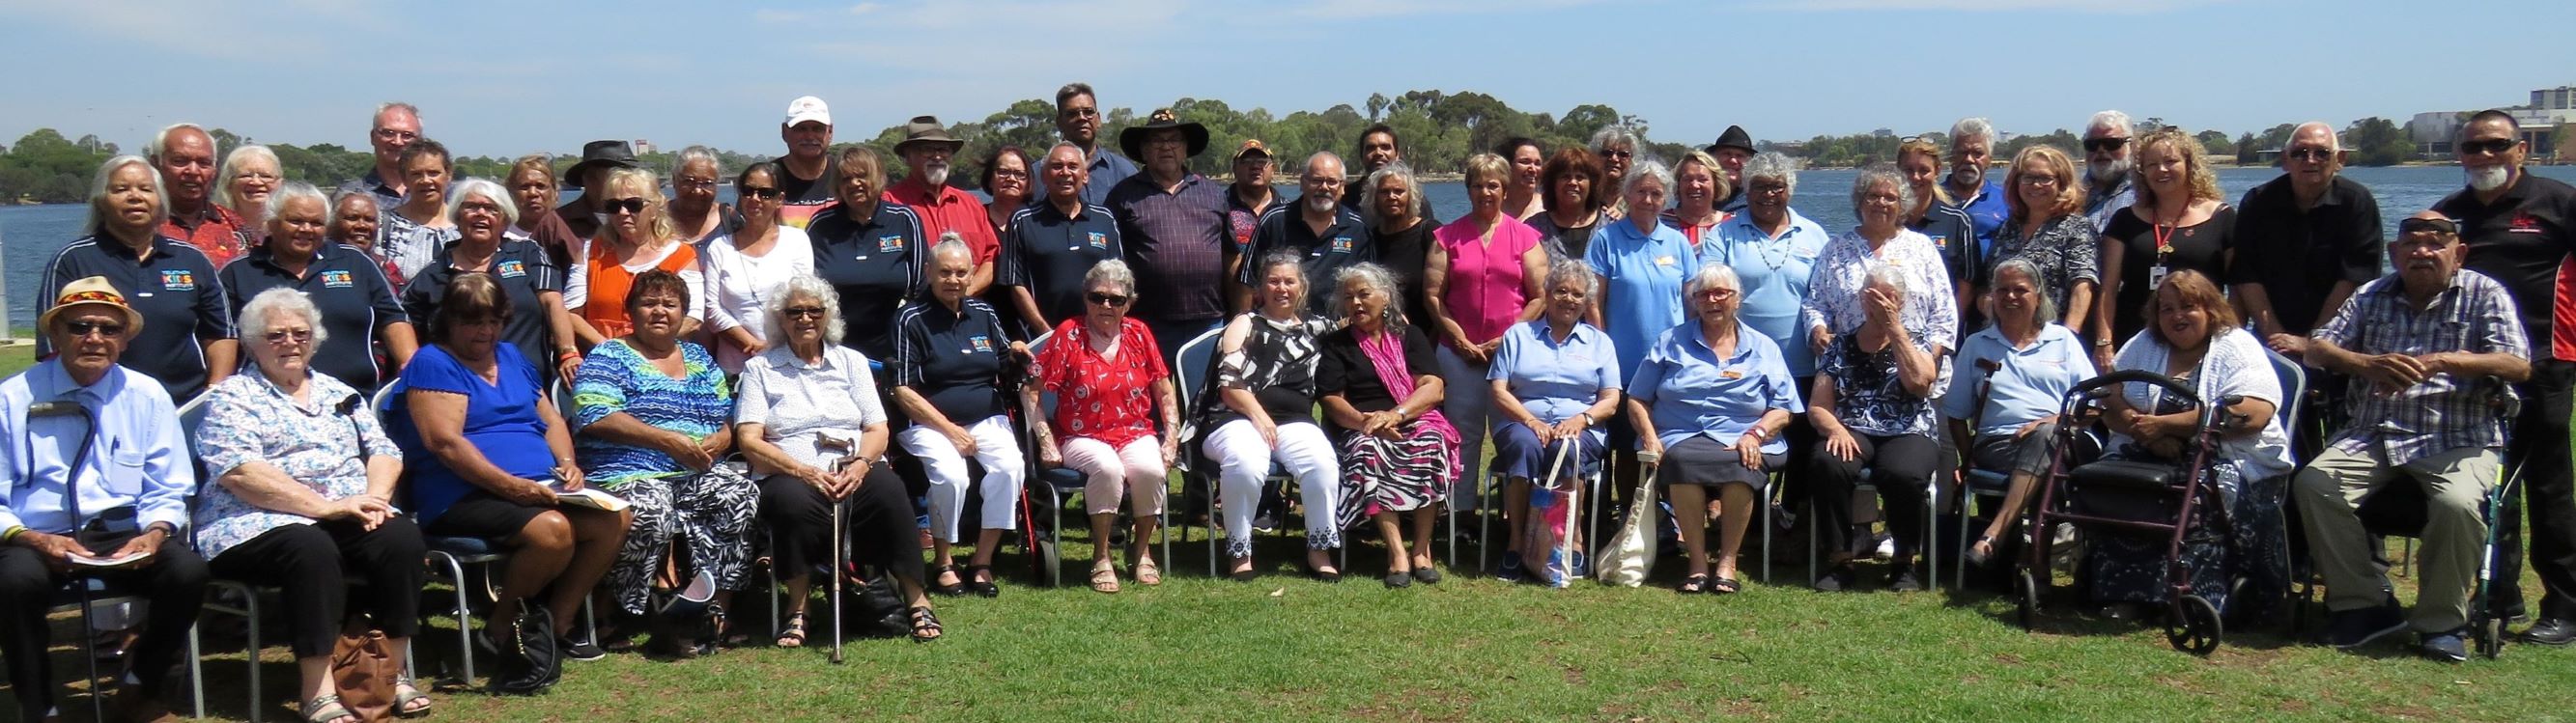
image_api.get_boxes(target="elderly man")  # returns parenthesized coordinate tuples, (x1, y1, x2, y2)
(2081, 110, 2138, 233)
(1940, 118, 2007, 261)
(2231, 122, 2386, 358)
(555, 140, 641, 239)
(1237, 153, 1369, 316)
(773, 96, 838, 228)
(338, 102, 420, 212)
(1707, 125, 1756, 213)
(1226, 140, 1277, 266)
(152, 124, 248, 268)
(1002, 143, 1123, 333)
(1057, 83, 1136, 208)
(0, 278, 210, 723)
(1106, 109, 1230, 366)
(2436, 109, 2576, 647)
(2297, 211, 2529, 661)
(884, 115, 997, 294)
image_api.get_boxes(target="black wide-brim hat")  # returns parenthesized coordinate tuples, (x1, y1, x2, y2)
(1704, 125, 1755, 154)
(1118, 108, 1209, 160)
(562, 139, 641, 187)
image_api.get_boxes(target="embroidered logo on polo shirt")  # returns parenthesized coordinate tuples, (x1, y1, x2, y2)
(159, 269, 195, 292)
(1719, 369, 1744, 379)
(1330, 236, 1354, 253)
(1087, 232, 1108, 249)
(878, 236, 906, 253)
(496, 260, 527, 278)
(969, 334, 994, 353)
(321, 270, 355, 289)
(2510, 212, 2542, 234)
(1930, 235, 1950, 249)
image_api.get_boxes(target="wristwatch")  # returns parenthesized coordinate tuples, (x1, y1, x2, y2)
(1575, 411, 1596, 427)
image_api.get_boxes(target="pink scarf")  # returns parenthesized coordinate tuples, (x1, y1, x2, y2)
(1359, 327, 1460, 454)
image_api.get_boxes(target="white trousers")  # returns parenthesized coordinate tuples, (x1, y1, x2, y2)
(898, 415, 1027, 542)
(1062, 435, 1168, 515)
(1203, 418, 1343, 555)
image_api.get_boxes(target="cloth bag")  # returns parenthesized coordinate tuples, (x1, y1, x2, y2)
(1518, 442, 1582, 587)
(1595, 458, 1659, 587)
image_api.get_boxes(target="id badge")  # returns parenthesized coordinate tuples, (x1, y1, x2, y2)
(2146, 264, 2169, 292)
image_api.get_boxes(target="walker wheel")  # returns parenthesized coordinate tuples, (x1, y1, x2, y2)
(2014, 570, 2040, 630)
(2166, 595, 2222, 655)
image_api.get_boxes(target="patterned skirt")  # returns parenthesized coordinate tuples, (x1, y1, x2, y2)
(1335, 421, 1459, 529)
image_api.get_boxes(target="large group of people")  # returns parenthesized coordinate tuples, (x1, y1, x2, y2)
(7, 87, 2574, 720)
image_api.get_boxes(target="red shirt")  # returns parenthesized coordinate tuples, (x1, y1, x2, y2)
(162, 205, 249, 269)
(1035, 318, 1169, 448)
(884, 178, 997, 264)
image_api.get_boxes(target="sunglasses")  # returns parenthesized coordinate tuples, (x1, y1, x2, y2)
(2461, 139, 2518, 156)
(740, 187, 782, 200)
(2081, 137, 2129, 153)
(2397, 217, 2460, 236)
(1087, 292, 1131, 307)
(64, 320, 126, 338)
(602, 197, 647, 214)
(783, 306, 827, 320)
(264, 328, 314, 344)
(2286, 147, 2335, 162)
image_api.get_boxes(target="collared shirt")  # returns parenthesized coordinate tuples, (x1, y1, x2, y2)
(883, 177, 999, 264)
(1242, 202, 1372, 316)
(1709, 209, 1828, 375)
(2313, 270, 2527, 464)
(0, 361, 193, 535)
(701, 226, 817, 374)
(221, 243, 410, 395)
(336, 171, 403, 216)
(1489, 320, 1620, 436)
(2228, 175, 2386, 335)
(400, 238, 566, 384)
(893, 298, 1015, 425)
(737, 344, 889, 469)
(808, 201, 926, 360)
(40, 235, 235, 402)
(2084, 176, 2135, 234)
(1984, 213, 2102, 318)
(1585, 217, 1702, 379)
(1910, 202, 1979, 287)
(1033, 318, 1169, 448)
(1948, 179, 2008, 261)
(1107, 173, 1231, 322)
(1659, 209, 1729, 249)
(999, 201, 1123, 327)
(771, 154, 840, 230)
(1079, 146, 1139, 209)
(161, 205, 250, 270)
(190, 369, 396, 559)
(572, 340, 731, 487)
(1433, 215, 1542, 349)
(378, 211, 458, 285)
(1627, 321, 1803, 451)
(506, 211, 586, 270)
(2435, 174, 2576, 359)
(1941, 323, 2096, 436)
(1225, 188, 1273, 260)
(1803, 228, 1959, 347)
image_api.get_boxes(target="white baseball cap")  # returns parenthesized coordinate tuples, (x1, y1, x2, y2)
(784, 96, 832, 126)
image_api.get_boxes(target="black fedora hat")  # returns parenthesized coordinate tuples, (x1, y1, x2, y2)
(1118, 108, 1208, 160)
(1704, 125, 1755, 154)
(562, 140, 641, 187)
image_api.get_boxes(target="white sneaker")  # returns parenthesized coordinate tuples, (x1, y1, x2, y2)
(1874, 536, 1896, 561)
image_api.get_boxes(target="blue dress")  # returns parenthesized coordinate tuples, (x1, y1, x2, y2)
(392, 343, 555, 524)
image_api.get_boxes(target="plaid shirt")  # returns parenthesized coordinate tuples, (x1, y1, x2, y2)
(2311, 269, 2527, 464)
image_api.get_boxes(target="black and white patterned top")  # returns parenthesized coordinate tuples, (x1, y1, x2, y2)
(1981, 213, 2100, 313)
(1203, 312, 1332, 427)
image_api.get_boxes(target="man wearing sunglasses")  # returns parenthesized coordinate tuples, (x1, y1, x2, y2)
(2229, 123, 2384, 361)
(2081, 110, 2137, 234)
(2435, 108, 2576, 647)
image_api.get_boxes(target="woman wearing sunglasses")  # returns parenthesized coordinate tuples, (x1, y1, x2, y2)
(1030, 260, 1177, 593)
(702, 162, 813, 374)
(566, 168, 705, 352)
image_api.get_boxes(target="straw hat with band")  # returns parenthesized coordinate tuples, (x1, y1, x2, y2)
(41, 276, 145, 335)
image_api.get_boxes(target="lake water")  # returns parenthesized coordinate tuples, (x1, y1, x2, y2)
(3, 165, 2570, 329)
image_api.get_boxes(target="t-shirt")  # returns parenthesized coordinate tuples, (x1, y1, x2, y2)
(220, 243, 410, 395)
(571, 340, 731, 487)
(395, 343, 555, 524)
(2103, 205, 2237, 343)
(400, 238, 567, 386)
(808, 201, 926, 360)
(2227, 175, 2385, 335)
(1316, 324, 1436, 419)
(700, 226, 817, 373)
(2435, 174, 2576, 359)
(38, 235, 235, 402)
(772, 154, 839, 229)
(892, 298, 1014, 425)
(999, 202, 1123, 329)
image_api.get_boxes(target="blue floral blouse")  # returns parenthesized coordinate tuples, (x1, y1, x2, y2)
(190, 370, 398, 559)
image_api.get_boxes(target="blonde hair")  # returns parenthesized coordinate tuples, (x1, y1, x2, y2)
(2130, 127, 2222, 209)
(2002, 146, 2086, 225)
(600, 167, 677, 245)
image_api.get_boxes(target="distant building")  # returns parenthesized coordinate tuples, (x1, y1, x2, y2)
(1871, 128, 1894, 138)
(633, 139, 656, 155)
(2408, 111, 2463, 155)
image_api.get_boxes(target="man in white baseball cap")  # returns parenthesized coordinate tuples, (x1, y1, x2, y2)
(776, 96, 837, 228)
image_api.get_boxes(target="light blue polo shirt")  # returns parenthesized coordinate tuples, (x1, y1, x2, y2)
(1584, 217, 1700, 379)
(1940, 322, 2096, 436)
(1626, 320, 1804, 452)
(1707, 209, 1827, 375)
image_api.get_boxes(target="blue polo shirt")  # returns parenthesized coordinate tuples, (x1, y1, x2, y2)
(1942, 323, 2096, 436)
(1489, 320, 1621, 442)
(1241, 202, 1372, 316)
(1627, 320, 1803, 452)
(999, 201, 1123, 328)
(1952, 179, 2009, 261)
(1583, 218, 1700, 380)
(400, 238, 566, 385)
(809, 201, 926, 360)
(39, 235, 235, 402)
(1707, 210, 1828, 375)
(892, 297, 1014, 425)
(1080, 147, 1139, 209)
(222, 243, 410, 394)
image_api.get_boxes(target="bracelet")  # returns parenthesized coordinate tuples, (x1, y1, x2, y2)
(1, 525, 23, 544)
(558, 348, 582, 361)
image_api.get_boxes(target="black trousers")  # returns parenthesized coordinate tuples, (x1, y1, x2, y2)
(2496, 359, 2576, 621)
(761, 462, 926, 588)
(0, 530, 209, 719)
(208, 517, 427, 658)
(1805, 432, 1940, 564)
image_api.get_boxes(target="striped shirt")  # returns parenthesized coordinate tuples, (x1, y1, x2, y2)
(571, 339, 732, 487)
(2311, 269, 2528, 465)
(1107, 173, 1230, 323)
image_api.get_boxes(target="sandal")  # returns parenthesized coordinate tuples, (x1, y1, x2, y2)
(1090, 560, 1121, 594)
(1678, 573, 1712, 595)
(775, 612, 808, 648)
(929, 565, 967, 598)
(966, 564, 1001, 598)
(1712, 576, 1742, 595)
(907, 605, 944, 643)
(394, 674, 433, 718)
(300, 693, 356, 723)
(1134, 557, 1162, 586)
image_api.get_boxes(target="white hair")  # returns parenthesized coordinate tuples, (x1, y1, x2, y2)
(2086, 110, 2134, 137)
(239, 287, 330, 349)
(444, 178, 521, 229)
(1685, 262, 1741, 298)
(2290, 121, 2341, 152)
(375, 101, 420, 125)
(263, 181, 328, 228)
(1743, 153, 1800, 195)
(1590, 125, 1640, 153)
(1361, 161, 1422, 228)
(1545, 258, 1599, 296)
(1622, 159, 1674, 197)
(214, 145, 280, 206)
(1330, 262, 1405, 327)
(1949, 117, 1994, 145)
(1864, 264, 1911, 296)
(764, 273, 846, 346)
(1084, 258, 1137, 296)
(929, 233, 974, 265)
(674, 145, 722, 178)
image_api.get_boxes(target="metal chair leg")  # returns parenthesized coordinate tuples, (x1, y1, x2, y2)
(244, 590, 261, 723)
(78, 583, 102, 723)
(187, 623, 207, 719)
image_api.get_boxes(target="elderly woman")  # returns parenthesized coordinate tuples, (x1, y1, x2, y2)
(1660, 150, 1735, 248)
(669, 146, 734, 245)
(893, 237, 1031, 598)
(1426, 153, 1547, 517)
(1585, 160, 1698, 411)
(195, 288, 430, 723)
(2094, 127, 2236, 371)
(2090, 269, 2291, 617)
(221, 181, 417, 397)
(1031, 260, 1178, 593)
(401, 179, 580, 385)
(1487, 260, 1623, 582)
(503, 153, 583, 268)
(703, 162, 815, 374)
(979, 145, 1036, 236)
(1896, 138, 1979, 317)
(737, 274, 943, 645)
(568, 168, 706, 348)
(1530, 148, 1606, 260)
(809, 146, 924, 362)
(327, 189, 400, 288)
(1628, 263, 1802, 594)
(398, 272, 628, 663)
(216, 144, 281, 251)
(1497, 137, 1548, 221)
(1984, 146, 2098, 329)
(1944, 259, 2097, 566)
(1591, 126, 1641, 220)
(1711, 153, 1830, 383)
(379, 138, 459, 284)
(1202, 250, 1345, 581)
(571, 269, 756, 655)
(1803, 164, 1959, 355)
(1319, 262, 1458, 588)
(42, 154, 237, 402)
(1806, 267, 1947, 592)
(1365, 162, 1437, 328)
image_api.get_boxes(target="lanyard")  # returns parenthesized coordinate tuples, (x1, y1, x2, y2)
(2150, 222, 2177, 264)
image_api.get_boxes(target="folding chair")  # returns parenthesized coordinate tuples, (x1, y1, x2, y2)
(1019, 332, 1174, 588)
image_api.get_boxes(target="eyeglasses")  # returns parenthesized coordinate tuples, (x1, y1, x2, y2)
(1087, 292, 1132, 307)
(740, 187, 782, 200)
(602, 198, 647, 214)
(2081, 137, 2130, 153)
(1749, 183, 1789, 196)
(2019, 174, 2060, 187)
(2397, 217, 2460, 236)
(459, 201, 505, 215)
(2285, 147, 2335, 162)
(1696, 288, 1739, 300)
(63, 320, 126, 338)
(2461, 139, 2518, 156)
(1062, 107, 1099, 119)
(264, 328, 313, 344)
(675, 179, 719, 191)
(783, 306, 827, 320)
(372, 128, 419, 143)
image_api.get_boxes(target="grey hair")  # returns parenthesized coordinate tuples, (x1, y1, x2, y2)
(1622, 159, 1674, 197)
(375, 101, 420, 125)
(1083, 258, 1137, 296)
(2086, 110, 2134, 137)
(444, 178, 521, 229)
(1684, 262, 1742, 299)
(1303, 151, 1345, 179)
(764, 273, 846, 346)
(262, 181, 329, 227)
(1949, 117, 1995, 145)
(1589, 125, 1640, 153)
(2290, 121, 2341, 152)
(214, 145, 280, 206)
(1863, 264, 1911, 297)
(1743, 153, 1800, 195)
(1544, 258, 1599, 297)
(674, 145, 722, 178)
(148, 123, 211, 161)
(238, 287, 330, 349)
(84, 154, 170, 235)
(1252, 249, 1310, 310)
(1330, 262, 1405, 327)
(929, 232, 974, 265)
(1361, 161, 1422, 228)
(1851, 164, 1916, 218)
(1986, 257, 2059, 326)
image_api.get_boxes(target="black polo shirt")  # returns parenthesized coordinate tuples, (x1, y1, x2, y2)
(999, 201, 1123, 329)
(892, 297, 1013, 425)
(1911, 203, 1979, 285)
(2436, 173, 2576, 358)
(1241, 202, 1372, 315)
(400, 238, 566, 384)
(809, 201, 925, 360)
(39, 235, 234, 402)
(221, 243, 410, 394)
(2226, 175, 2385, 335)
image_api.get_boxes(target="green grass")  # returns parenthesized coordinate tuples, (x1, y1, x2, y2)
(0, 344, 32, 378)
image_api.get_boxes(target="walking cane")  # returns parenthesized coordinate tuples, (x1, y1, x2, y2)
(829, 498, 845, 665)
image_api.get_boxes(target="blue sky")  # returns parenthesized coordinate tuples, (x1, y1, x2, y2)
(1, 0, 2567, 158)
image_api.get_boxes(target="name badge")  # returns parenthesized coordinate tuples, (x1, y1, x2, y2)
(321, 269, 355, 289)
(1656, 255, 1677, 267)
(1719, 368, 1745, 380)
(160, 269, 196, 292)
(1330, 236, 1355, 253)
(2146, 264, 2169, 292)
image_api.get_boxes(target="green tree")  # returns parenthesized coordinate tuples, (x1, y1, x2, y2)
(2234, 132, 2260, 165)
(2194, 129, 2234, 158)
(2343, 117, 2411, 166)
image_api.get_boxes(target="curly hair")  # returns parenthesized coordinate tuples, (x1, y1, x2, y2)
(2129, 127, 2222, 209)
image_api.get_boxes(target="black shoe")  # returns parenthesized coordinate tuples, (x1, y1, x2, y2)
(2420, 628, 2470, 662)
(2521, 617, 2576, 646)
(1383, 571, 1413, 589)
(1886, 566, 1922, 593)
(1813, 567, 1855, 592)
(1412, 566, 1442, 585)
(1251, 513, 1280, 535)
(2324, 601, 2407, 650)
(559, 630, 608, 662)
(1495, 552, 1526, 583)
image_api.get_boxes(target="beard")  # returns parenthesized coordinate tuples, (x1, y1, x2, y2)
(2467, 165, 2511, 193)
(1305, 193, 1338, 214)
(920, 163, 950, 187)
(2087, 158, 2130, 184)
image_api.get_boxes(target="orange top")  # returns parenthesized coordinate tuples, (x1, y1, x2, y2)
(580, 240, 701, 339)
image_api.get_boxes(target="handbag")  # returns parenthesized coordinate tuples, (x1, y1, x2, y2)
(329, 623, 399, 721)
(837, 569, 910, 638)
(1518, 442, 1581, 588)
(488, 601, 560, 695)
(1595, 456, 1660, 587)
